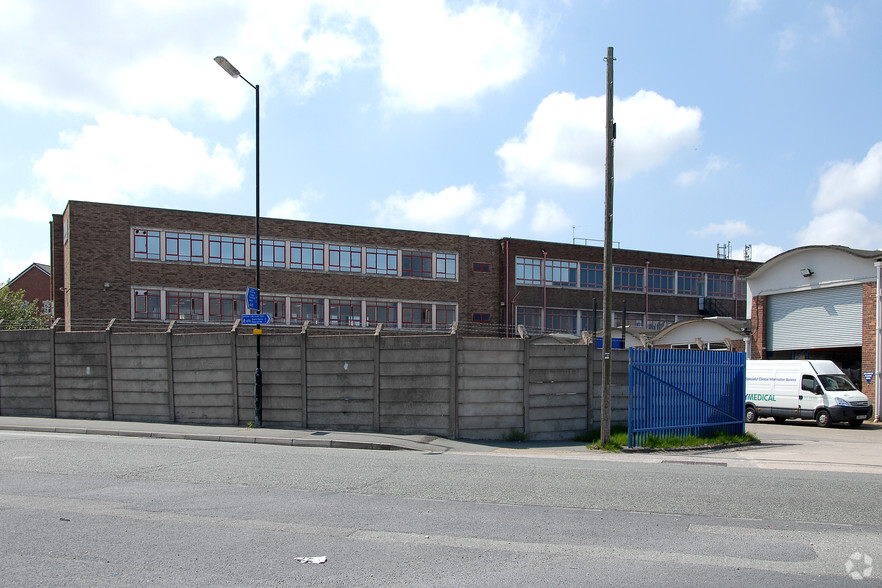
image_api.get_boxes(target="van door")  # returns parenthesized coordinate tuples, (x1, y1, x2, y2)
(799, 375, 824, 418)
(768, 368, 800, 419)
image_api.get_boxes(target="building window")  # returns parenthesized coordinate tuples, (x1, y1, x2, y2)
(291, 297, 324, 325)
(645, 314, 677, 330)
(707, 273, 734, 298)
(133, 229, 160, 260)
(677, 271, 702, 296)
(516, 306, 543, 335)
(402, 251, 432, 278)
(166, 291, 204, 321)
(614, 265, 643, 292)
(546, 260, 578, 287)
(647, 268, 675, 294)
(366, 300, 397, 326)
(251, 239, 286, 268)
(165, 232, 204, 263)
(208, 235, 246, 265)
(260, 296, 287, 322)
(473, 313, 491, 323)
(209, 293, 245, 322)
(515, 257, 542, 285)
(473, 262, 491, 273)
(436, 304, 456, 328)
(579, 263, 603, 289)
(134, 289, 161, 319)
(291, 242, 324, 270)
(436, 253, 457, 280)
(366, 247, 398, 275)
(401, 302, 432, 328)
(546, 308, 578, 334)
(329, 245, 362, 273)
(736, 276, 747, 300)
(328, 298, 361, 326)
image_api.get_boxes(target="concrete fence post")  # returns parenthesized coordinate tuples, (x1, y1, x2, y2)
(50, 319, 59, 418)
(448, 333, 458, 438)
(230, 326, 239, 425)
(300, 322, 309, 428)
(522, 338, 531, 437)
(373, 325, 381, 431)
(105, 319, 115, 420)
(166, 321, 176, 423)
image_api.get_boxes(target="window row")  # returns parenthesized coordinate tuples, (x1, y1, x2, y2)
(132, 228, 458, 280)
(515, 306, 697, 336)
(133, 288, 458, 330)
(514, 256, 746, 299)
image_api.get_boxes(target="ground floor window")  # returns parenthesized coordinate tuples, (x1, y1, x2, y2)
(166, 291, 204, 321)
(134, 290, 161, 319)
(209, 293, 245, 322)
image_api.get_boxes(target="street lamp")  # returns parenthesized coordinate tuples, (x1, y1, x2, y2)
(215, 55, 262, 427)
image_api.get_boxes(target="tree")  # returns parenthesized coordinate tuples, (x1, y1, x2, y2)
(0, 284, 51, 329)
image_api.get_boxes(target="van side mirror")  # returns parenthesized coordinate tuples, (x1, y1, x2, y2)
(813, 383, 823, 395)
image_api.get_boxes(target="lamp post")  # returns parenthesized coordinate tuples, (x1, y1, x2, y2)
(215, 55, 262, 427)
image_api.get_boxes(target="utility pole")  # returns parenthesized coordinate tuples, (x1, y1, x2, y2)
(601, 46, 615, 445)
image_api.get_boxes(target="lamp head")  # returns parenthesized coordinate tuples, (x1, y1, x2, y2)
(214, 56, 240, 78)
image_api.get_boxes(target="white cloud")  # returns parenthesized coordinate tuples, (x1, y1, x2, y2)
(0, 191, 52, 223)
(477, 193, 526, 232)
(778, 26, 798, 58)
(676, 155, 728, 187)
(33, 114, 243, 205)
(371, 185, 481, 230)
(0, 1, 536, 118)
(496, 90, 701, 190)
(744, 243, 783, 263)
(822, 5, 846, 39)
(793, 142, 882, 250)
(691, 219, 751, 239)
(729, 0, 762, 20)
(795, 209, 882, 249)
(813, 142, 882, 213)
(530, 200, 570, 235)
(371, 1, 537, 111)
(0, 246, 50, 285)
(268, 198, 310, 221)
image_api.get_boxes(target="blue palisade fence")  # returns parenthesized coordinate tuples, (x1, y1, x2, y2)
(628, 348, 746, 448)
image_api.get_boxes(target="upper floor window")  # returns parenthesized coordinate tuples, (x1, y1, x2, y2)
(736, 276, 747, 300)
(515, 257, 542, 286)
(134, 229, 160, 260)
(473, 262, 491, 273)
(436, 253, 457, 280)
(677, 271, 702, 296)
(329, 244, 362, 273)
(707, 273, 734, 298)
(614, 265, 643, 292)
(208, 235, 246, 266)
(291, 241, 324, 271)
(366, 247, 398, 275)
(547, 260, 578, 287)
(647, 268, 675, 294)
(166, 232, 203, 263)
(402, 250, 432, 278)
(251, 239, 286, 268)
(579, 263, 603, 289)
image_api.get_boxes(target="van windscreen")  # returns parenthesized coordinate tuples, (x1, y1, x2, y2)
(818, 374, 857, 391)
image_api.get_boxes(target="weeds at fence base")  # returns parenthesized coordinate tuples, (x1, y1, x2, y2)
(576, 427, 758, 452)
(502, 428, 527, 442)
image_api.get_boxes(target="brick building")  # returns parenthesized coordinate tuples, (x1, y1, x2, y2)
(50, 201, 761, 339)
(746, 245, 881, 419)
(5, 263, 52, 316)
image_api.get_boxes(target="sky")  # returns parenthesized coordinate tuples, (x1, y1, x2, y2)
(2, 0, 882, 283)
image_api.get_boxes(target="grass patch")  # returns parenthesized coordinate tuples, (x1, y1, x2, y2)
(576, 427, 758, 452)
(502, 428, 528, 442)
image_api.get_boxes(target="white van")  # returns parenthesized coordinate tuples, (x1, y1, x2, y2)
(745, 360, 873, 427)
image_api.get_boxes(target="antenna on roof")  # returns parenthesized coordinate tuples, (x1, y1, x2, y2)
(716, 242, 731, 259)
(743, 244, 752, 262)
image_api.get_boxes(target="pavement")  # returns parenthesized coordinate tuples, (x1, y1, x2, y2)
(1, 415, 881, 474)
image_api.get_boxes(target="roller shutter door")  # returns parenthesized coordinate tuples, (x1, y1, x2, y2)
(767, 284, 863, 351)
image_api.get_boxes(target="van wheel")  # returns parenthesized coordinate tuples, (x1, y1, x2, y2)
(848, 420, 863, 428)
(816, 410, 832, 428)
(745, 406, 758, 423)
(773, 417, 786, 424)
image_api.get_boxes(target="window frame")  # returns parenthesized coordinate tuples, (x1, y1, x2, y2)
(208, 235, 246, 266)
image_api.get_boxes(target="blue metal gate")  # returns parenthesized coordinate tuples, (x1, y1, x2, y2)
(628, 348, 745, 448)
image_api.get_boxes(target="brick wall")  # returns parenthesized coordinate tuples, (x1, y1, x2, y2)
(862, 283, 877, 415)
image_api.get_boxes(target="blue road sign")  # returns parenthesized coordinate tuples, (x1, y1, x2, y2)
(241, 313, 271, 325)
(246, 287, 259, 310)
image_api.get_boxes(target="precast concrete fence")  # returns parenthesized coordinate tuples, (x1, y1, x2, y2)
(0, 326, 629, 440)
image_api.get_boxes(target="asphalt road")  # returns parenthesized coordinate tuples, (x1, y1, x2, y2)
(1, 430, 880, 586)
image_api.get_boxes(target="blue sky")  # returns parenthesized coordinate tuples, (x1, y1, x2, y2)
(2, 0, 882, 282)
